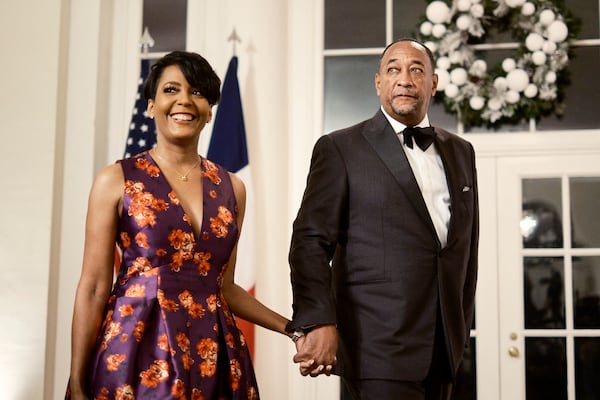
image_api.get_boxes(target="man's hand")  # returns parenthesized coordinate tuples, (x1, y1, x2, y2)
(292, 325, 338, 377)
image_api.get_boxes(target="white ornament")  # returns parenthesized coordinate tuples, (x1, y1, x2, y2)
(506, 68, 529, 92)
(469, 96, 485, 110)
(445, 84, 460, 98)
(521, 2, 535, 16)
(545, 71, 557, 83)
(547, 20, 568, 43)
(525, 33, 544, 51)
(450, 68, 468, 86)
(539, 9, 556, 26)
(470, 4, 484, 18)
(436, 69, 451, 91)
(505, 90, 521, 104)
(488, 97, 503, 111)
(432, 24, 447, 38)
(524, 84, 538, 98)
(494, 76, 508, 91)
(426, 1, 451, 24)
(532, 51, 547, 65)
(420, 21, 434, 36)
(436, 56, 451, 70)
(542, 41, 557, 54)
(456, 0, 472, 12)
(502, 58, 516, 72)
(505, 0, 526, 8)
(469, 59, 488, 77)
(456, 14, 472, 31)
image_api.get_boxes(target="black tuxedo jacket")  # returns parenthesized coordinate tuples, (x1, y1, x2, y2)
(288, 110, 479, 381)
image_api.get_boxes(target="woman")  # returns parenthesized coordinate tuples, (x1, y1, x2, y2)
(66, 51, 291, 400)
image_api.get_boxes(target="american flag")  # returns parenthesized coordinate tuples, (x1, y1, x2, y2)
(124, 58, 156, 157)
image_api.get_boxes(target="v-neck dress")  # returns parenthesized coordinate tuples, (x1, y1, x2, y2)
(71, 152, 258, 400)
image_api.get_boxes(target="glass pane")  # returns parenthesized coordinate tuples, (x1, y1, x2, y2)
(324, 55, 380, 133)
(143, 0, 187, 52)
(453, 338, 477, 400)
(524, 257, 565, 329)
(525, 337, 567, 400)
(568, 0, 599, 39)
(570, 177, 600, 248)
(325, 0, 386, 49)
(575, 337, 600, 399)
(521, 179, 563, 249)
(392, 0, 427, 39)
(573, 256, 600, 329)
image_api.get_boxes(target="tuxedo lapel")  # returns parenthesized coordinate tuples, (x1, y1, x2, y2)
(361, 111, 436, 235)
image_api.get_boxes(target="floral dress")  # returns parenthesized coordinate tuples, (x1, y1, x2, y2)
(67, 152, 258, 400)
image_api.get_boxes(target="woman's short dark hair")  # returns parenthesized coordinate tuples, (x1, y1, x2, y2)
(143, 51, 221, 105)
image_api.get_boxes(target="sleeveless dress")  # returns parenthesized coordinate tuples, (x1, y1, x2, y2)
(68, 152, 259, 400)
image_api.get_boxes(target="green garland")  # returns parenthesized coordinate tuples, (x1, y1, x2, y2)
(417, 0, 580, 129)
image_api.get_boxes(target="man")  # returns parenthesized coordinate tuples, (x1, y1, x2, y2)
(287, 38, 479, 400)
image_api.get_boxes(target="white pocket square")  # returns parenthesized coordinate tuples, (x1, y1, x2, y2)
(462, 186, 470, 192)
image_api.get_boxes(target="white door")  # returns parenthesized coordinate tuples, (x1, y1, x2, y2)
(497, 153, 600, 400)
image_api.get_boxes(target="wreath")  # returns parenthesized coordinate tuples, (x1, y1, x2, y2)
(417, 0, 580, 129)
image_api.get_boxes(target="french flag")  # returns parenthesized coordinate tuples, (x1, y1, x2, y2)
(207, 56, 256, 356)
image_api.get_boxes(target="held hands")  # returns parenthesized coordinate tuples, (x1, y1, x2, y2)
(292, 325, 338, 377)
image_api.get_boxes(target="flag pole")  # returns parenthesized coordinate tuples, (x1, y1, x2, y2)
(227, 28, 241, 56)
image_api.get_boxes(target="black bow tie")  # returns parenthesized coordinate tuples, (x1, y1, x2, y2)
(402, 126, 436, 151)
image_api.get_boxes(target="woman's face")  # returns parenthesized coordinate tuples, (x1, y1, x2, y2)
(147, 64, 213, 143)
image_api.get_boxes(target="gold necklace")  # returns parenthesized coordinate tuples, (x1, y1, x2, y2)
(151, 149, 201, 182)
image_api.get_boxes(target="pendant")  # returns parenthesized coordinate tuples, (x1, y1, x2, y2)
(180, 176, 188, 182)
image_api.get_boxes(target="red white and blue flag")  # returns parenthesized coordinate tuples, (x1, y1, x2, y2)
(207, 56, 256, 356)
(124, 58, 156, 158)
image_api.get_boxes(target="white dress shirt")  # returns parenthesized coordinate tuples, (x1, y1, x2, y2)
(381, 107, 451, 247)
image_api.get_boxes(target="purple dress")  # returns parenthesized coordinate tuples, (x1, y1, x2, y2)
(68, 152, 259, 400)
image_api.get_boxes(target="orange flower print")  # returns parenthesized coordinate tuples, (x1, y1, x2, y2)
(247, 386, 259, 400)
(202, 231, 209, 241)
(156, 248, 167, 257)
(201, 159, 222, 185)
(225, 333, 235, 349)
(176, 332, 190, 352)
(120, 334, 129, 342)
(130, 204, 158, 228)
(229, 359, 242, 390)
(168, 191, 180, 205)
(188, 302, 205, 319)
(158, 289, 179, 312)
(178, 290, 194, 308)
(133, 321, 146, 342)
(120, 232, 131, 248)
(191, 388, 204, 400)
(194, 252, 211, 276)
(206, 294, 218, 313)
(181, 352, 194, 371)
(115, 384, 135, 400)
(158, 333, 169, 352)
(152, 197, 168, 211)
(140, 359, 170, 388)
(125, 284, 146, 298)
(183, 213, 192, 226)
(124, 180, 145, 195)
(106, 353, 126, 372)
(100, 321, 122, 352)
(145, 164, 160, 178)
(169, 229, 195, 256)
(135, 157, 151, 171)
(118, 304, 134, 317)
(209, 190, 217, 199)
(135, 232, 150, 249)
(127, 257, 152, 277)
(96, 387, 109, 400)
(217, 206, 233, 224)
(196, 338, 218, 378)
(171, 379, 186, 399)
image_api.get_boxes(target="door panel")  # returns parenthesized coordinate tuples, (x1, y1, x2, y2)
(498, 155, 600, 400)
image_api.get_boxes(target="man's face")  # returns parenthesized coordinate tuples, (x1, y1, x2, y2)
(375, 41, 438, 126)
